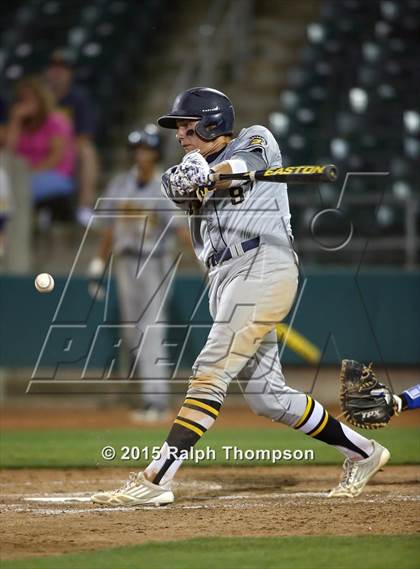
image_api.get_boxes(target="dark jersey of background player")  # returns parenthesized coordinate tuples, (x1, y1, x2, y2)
(45, 50, 97, 138)
(58, 83, 96, 139)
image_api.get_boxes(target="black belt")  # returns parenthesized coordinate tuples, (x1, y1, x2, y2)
(206, 236, 260, 268)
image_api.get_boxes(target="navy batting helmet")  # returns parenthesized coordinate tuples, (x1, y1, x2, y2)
(157, 87, 235, 141)
(127, 124, 161, 151)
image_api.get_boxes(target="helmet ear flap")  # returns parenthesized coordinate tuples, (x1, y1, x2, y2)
(195, 112, 225, 141)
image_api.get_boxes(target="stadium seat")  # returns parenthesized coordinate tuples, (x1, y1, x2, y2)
(275, 0, 419, 261)
(1, 0, 168, 145)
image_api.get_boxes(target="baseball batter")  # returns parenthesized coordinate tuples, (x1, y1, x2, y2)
(92, 88, 390, 505)
(89, 125, 188, 421)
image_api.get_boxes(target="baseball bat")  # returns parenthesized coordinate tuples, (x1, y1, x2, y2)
(211, 164, 338, 184)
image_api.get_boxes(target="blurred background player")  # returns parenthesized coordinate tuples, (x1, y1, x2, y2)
(0, 94, 12, 257)
(0, 153, 12, 260)
(45, 49, 99, 227)
(88, 125, 189, 422)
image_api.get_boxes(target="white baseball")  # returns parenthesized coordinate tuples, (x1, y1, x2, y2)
(35, 273, 55, 293)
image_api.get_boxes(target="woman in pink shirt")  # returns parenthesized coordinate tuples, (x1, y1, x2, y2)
(6, 76, 76, 219)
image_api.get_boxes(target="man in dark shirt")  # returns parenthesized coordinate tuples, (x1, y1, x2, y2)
(45, 50, 99, 225)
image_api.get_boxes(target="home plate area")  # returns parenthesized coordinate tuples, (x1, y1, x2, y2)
(0, 465, 419, 559)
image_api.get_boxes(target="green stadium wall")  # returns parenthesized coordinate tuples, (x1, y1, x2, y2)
(0, 270, 419, 371)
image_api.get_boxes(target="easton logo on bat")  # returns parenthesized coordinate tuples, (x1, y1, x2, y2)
(264, 165, 327, 176)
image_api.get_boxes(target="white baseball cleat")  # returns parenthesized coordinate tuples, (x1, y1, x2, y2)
(91, 472, 174, 506)
(328, 440, 390, 498)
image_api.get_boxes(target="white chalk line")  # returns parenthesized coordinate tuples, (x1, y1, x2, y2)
(3, 488, 420, 504)
(0, 480, 108, 487)
(0, 492, 90, 499)
(2, 495, 420, 517)
(25, 496, 91, 503)
(0, 491, 418, 518)
(0, 480, 222, 492)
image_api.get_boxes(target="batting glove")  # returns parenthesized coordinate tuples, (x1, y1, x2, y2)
(169, 167, 193, 195)
(76, 206, 94, 227)
(169, 150, 213, 195)
(180, 150, 212, 186)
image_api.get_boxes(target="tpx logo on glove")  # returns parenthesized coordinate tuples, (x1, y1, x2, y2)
(362, 409, 382, 419)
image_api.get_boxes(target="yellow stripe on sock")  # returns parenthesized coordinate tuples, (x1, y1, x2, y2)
(174, 418, 204, 437)
(294, 396, 313, 429)
(184, 398, 219, 417)
(310, 411, 329, 438)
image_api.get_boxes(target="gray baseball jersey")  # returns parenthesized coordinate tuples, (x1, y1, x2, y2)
(101, 167, 178, 257)
(162, 125, 294, 266)
(98, 167, 181, 411)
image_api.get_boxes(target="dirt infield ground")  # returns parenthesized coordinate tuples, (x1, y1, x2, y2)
(0, 465, 419, 560)
(1, 404, 419, 561)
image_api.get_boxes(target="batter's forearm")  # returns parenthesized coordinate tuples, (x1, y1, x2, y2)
(211, 159, 248, 190)
(211, 161, 234, 190)
(97, 226, 114, 262)
(176, 226, 192, 249)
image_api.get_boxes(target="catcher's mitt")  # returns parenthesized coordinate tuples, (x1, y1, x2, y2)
(339, 359, 398, 429)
